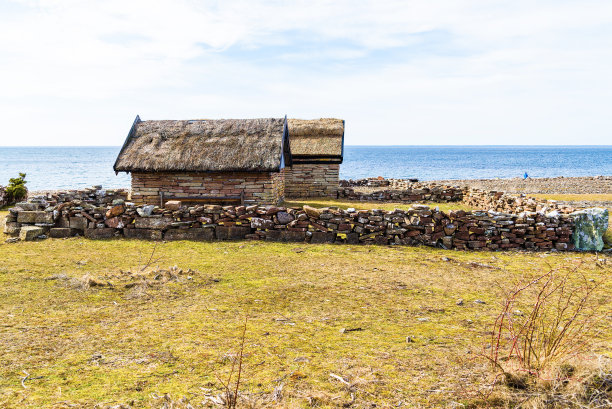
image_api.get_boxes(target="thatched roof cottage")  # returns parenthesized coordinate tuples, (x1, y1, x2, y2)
(114, 116, 291, 205)
(114, 116, 345, 205)
(285, 119, 345, 198)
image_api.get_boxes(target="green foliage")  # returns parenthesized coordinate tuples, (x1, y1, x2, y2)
(5, 172, 27, 203)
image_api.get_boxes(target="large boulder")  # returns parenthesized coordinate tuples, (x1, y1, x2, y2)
(250, 217, 274, 230)
(136, 205, 155, 217)
(134, 217, 173, 230)
(570, 208, 609, 251)
(276, 211, 294, 224)
(19, 226, 45, 241)
(3, 222, 20, 236)
(303, 205, 323, 218)
(17, 211, 53, 224)
(105, 204, 125, 218)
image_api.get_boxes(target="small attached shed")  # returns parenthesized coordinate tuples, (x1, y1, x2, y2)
(114, 116, 291, 205)
(285, 118, 345, 198)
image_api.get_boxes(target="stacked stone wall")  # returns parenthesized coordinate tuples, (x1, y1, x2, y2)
(131, 172, 284, 205)
(284, 164, 339, 198)
(462, 188, 577, 214)
(339, 178, 579, 214)
(0, 186, 7, 207)
(5, 194, 578, 251)
(338, 178, 464, 203)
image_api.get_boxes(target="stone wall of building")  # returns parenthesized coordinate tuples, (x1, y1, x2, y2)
(130, 172, 284, 206)
(284, 164, 339, 198)
(5, 196, 581, 251)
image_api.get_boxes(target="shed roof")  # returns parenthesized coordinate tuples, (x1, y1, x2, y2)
(287, 118, 344, 164)
(114, 117, 289, 173)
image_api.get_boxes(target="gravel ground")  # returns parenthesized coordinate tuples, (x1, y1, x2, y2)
(430, 176, 612, 194)
(28, 189, 131, 197)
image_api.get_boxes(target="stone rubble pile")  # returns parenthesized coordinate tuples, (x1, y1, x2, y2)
(31, 186, 129, 205)
(0, 186, 7, 207)
(339, 177, 420, 188)
(462, 188, 577, 214)
(338, 178, 583, 214)
(338, 181, 464, 203)
(4, 192, 578, 251)
(2, 186, 129, 241)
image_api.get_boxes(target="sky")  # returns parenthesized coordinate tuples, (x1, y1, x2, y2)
(0, 0, 611, 146)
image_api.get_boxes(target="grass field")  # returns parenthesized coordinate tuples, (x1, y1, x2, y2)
(282, 198, 474, 213)
(1, 206, 610, 408)
(529, 194, 612, 203)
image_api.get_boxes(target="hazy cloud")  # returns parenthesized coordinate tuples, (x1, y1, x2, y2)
(0, 0, 611, 145)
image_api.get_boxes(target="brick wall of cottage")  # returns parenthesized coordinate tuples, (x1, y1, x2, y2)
(284, 164, 339, 198)
(130, 172, 285, 205)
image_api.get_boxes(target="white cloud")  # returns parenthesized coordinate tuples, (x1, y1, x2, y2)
(0, 0, 611, 145)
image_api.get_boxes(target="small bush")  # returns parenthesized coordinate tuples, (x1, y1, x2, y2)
(6, 173, 27, 203)
(487, 269, 603, 379)
(463, 270, 609, 408)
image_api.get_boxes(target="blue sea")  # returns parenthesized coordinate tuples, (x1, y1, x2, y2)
(0, 146, 610, 191)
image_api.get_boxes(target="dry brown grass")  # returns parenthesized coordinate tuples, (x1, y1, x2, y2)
(282, 198, 474, 213)
(0, 218, 610, 408)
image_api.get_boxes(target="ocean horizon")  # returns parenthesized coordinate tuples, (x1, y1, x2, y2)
(1, 145, 611, 191)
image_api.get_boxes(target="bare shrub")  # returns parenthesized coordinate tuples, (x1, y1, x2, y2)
(208, 315, 248, 409)
(462, 267, 610, 407)
(487, 268, 605, 379)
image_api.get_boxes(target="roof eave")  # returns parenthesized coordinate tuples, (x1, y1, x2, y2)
(118, 167, 282, 174)
(114, 115, 141, 174)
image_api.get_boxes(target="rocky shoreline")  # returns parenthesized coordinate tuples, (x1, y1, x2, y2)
(24, 176, 611, 198)
(430, 176, 612, 195)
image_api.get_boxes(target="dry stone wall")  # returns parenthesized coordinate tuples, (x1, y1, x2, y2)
(0, 186, 7, 207)
(462, 188, 577, 214)
(339, 184, 464, 203)
(5, 191, 576, 251)
(131, 171, 284, 205)
(339, 178, 580, 214)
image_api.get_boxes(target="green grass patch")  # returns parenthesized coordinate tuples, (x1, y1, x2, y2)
(282, 198, 473, 213)
(0, 230, 610, 407)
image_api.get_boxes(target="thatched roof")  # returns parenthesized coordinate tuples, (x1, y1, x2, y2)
(287, 118, 344, 163)
(114, 117, 289, 173)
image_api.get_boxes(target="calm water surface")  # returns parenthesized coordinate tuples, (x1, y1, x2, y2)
(0, 146, 610, 191)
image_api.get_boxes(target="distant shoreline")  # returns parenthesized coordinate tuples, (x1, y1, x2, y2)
(430, 176, 612, 195)
(4, 146, 611, 191)
(28, 175, 611, 197)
